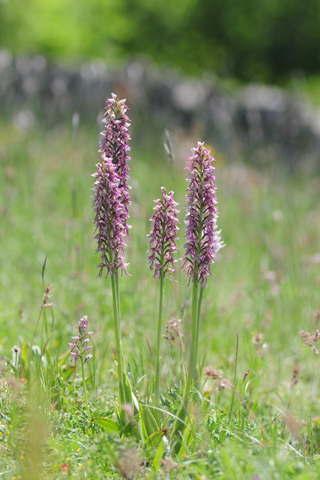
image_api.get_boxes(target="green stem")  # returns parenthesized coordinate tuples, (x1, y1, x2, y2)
(193, 192, 204, 382)
(81, 357, 91, 422)
(171, 281, 199, 449)
(194, 286, 204, 384)
(115, 275, 126, 375)
(183, 281, 199, 405)
(155, 272, 164, 420)
(111, 274, 125, 406)
(115, 275, 121, 328)
(229, 333, 239, 424)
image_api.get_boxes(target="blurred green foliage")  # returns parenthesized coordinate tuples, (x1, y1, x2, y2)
(1, 0, 320, 82)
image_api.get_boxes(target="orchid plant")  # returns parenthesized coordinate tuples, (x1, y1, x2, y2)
(92, 94, 132, 408)
(147, 187, 179, 416)
(69, 315, 93, 420)
(172, 142, 224, 448)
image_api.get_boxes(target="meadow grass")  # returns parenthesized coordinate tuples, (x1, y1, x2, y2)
(0, 120, 320, 479)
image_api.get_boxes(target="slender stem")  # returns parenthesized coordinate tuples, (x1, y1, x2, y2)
(115, 275, 126, 376)
(192, 189, 204, 382)
(194, 286, 204, 383)
(183, 281, 199, 405)
(81, 357, 91, 422)
(155, 272, 164, 420)
(171, 281, 199, 449)
(115, 275, 121, 329)
(111, 274, 125, 406)
(229, 333, 239, 424)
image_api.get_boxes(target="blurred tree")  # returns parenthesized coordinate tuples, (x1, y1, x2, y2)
(0, 0, 320, 82)
(265, 0, 320, 77)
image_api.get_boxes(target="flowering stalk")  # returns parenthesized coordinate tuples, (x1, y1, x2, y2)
(92, 156, 126, 405)
(92, 94, 132, 409)
(147, 187, 179, 416)
(182, 142, 223, 288)
(69, 315, 93, 420)
(172, 142, 224, 450)
(182, 142, 224, 377)
(99, 93, 131, 238)
(92, 155, 129, 279)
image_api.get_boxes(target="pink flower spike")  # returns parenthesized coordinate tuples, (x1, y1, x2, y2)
(99, 93, 131, 239)
(147, 187, 179, 281)
(182, 142, 224, 287)
(69, 316, 93, 365)
(92, 155, 129, 278)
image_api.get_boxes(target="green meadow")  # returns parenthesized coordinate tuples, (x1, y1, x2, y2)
(1, 119, 320, 479)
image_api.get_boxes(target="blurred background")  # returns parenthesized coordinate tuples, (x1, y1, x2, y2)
(1, 0, 320, 170)
(2, 0, 320, 81)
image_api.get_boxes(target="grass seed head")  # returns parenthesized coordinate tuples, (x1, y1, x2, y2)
(41, 285, 53, 308)
(162, 317, 183, 346)
(203, 366, 223, 379)
(290, 363, 300, 388)
(299, 329, 320, 355)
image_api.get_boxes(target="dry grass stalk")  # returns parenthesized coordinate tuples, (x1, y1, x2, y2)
(203, 366, 223, 380)
(299, 329, 320, 355)
(116, 448, 140, 480)
(290, 363, 300, 388)
(41, 285, 53, 308)
(162, 317, 184, 351)
(252, 332, 268, 357)
(282, 410, 302, 443)
(162, 457, 179, 475)
(264, 270, 279, 296)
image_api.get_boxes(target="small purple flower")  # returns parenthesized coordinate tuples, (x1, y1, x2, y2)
(92, 155, 129, 277)
(182, 142, 224, 287)
(69, 315, 93, 364)
(147, 187, 179, 281)
(99, 93, 131, 238)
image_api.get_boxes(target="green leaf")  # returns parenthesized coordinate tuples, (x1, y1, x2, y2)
(131, 391, 140, 414)
(176, 415, 195, 458)
(94, 417, 119, 433)
(202, 390, 212, 415)
(60, 365, 76, 382)
(150, 438, 165, 478)
(20, 340, 29, 364)
(140, 405, 159, 441)
(144, 429, 165, 449)
(58, 350, 71, 369)
(123, 372, 133, 405)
